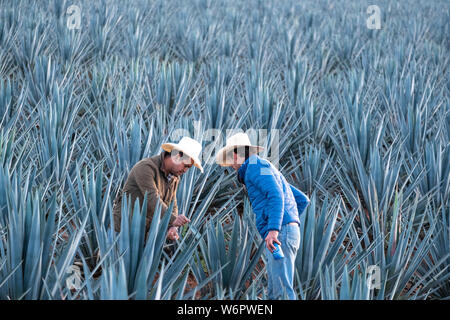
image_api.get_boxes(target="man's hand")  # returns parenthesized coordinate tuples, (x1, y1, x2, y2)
(172, 215, 191, 227)
(265, 230, 281, 252)
(167, 226, 179, 241)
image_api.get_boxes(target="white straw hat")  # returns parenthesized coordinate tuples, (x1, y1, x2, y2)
(161, 137, 204, 173)
(215, 132, 264, 167)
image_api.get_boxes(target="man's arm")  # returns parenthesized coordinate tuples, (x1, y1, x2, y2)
(289, 184, 310, 215)
(132, 164, 178, 227)
(171, 180, 180, 226)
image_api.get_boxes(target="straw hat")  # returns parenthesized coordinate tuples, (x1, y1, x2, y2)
(216, 132, 264, 167)
(161, 137, 204, 173)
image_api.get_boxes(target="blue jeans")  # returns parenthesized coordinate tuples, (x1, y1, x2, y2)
(264, 223, 300, 300)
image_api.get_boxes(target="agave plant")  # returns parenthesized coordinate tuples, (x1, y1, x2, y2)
(413, 205, 450, 299)
(320, 262, 378, 300)
(294, 192, 358, 299)
(190, 206, 265, 300)
(0, 0, 447, 300)
(0, 165, 89, 300)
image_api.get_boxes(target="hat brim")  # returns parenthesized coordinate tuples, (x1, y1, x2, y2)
(215, 144, 264, 167)
(161, 143, 204, 173)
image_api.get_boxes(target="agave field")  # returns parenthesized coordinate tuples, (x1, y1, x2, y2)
(0, 0, 448, 300)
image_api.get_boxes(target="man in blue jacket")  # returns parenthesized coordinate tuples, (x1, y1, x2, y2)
(216, 133, 310, 300)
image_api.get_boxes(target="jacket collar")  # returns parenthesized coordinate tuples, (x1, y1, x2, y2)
(237, 154, 257, 184)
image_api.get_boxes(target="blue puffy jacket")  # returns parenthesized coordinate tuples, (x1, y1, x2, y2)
(238, 154, 310, 239)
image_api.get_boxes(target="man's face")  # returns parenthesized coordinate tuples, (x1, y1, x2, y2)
(231, 151, 244, 171)
(170, 153, 194, 176)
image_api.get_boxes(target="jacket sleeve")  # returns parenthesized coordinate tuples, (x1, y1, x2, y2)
(246, 162, 284, 234)
(133, 164, 178, 227)
(290, 184, 310, 215)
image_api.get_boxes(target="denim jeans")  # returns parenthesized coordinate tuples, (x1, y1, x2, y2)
(264, 223, 300, 300)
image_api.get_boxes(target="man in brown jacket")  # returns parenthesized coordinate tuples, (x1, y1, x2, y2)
(113, 137, 204, 240)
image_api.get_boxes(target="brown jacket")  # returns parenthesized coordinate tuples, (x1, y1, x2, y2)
(112, 153, 179, 234)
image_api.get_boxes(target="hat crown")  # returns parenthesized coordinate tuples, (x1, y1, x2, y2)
(226, 132, 252, 147)
(216, 132, 264, 167)
(161, 136, 204, 172)
(177, 137, 202, 158)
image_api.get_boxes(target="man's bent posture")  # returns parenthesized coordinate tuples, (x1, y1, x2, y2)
(216, 133, 310, 299)
(113, 137, 203, 240)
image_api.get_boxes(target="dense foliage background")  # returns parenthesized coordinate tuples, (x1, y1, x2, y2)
(0, 0, 448, 299)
